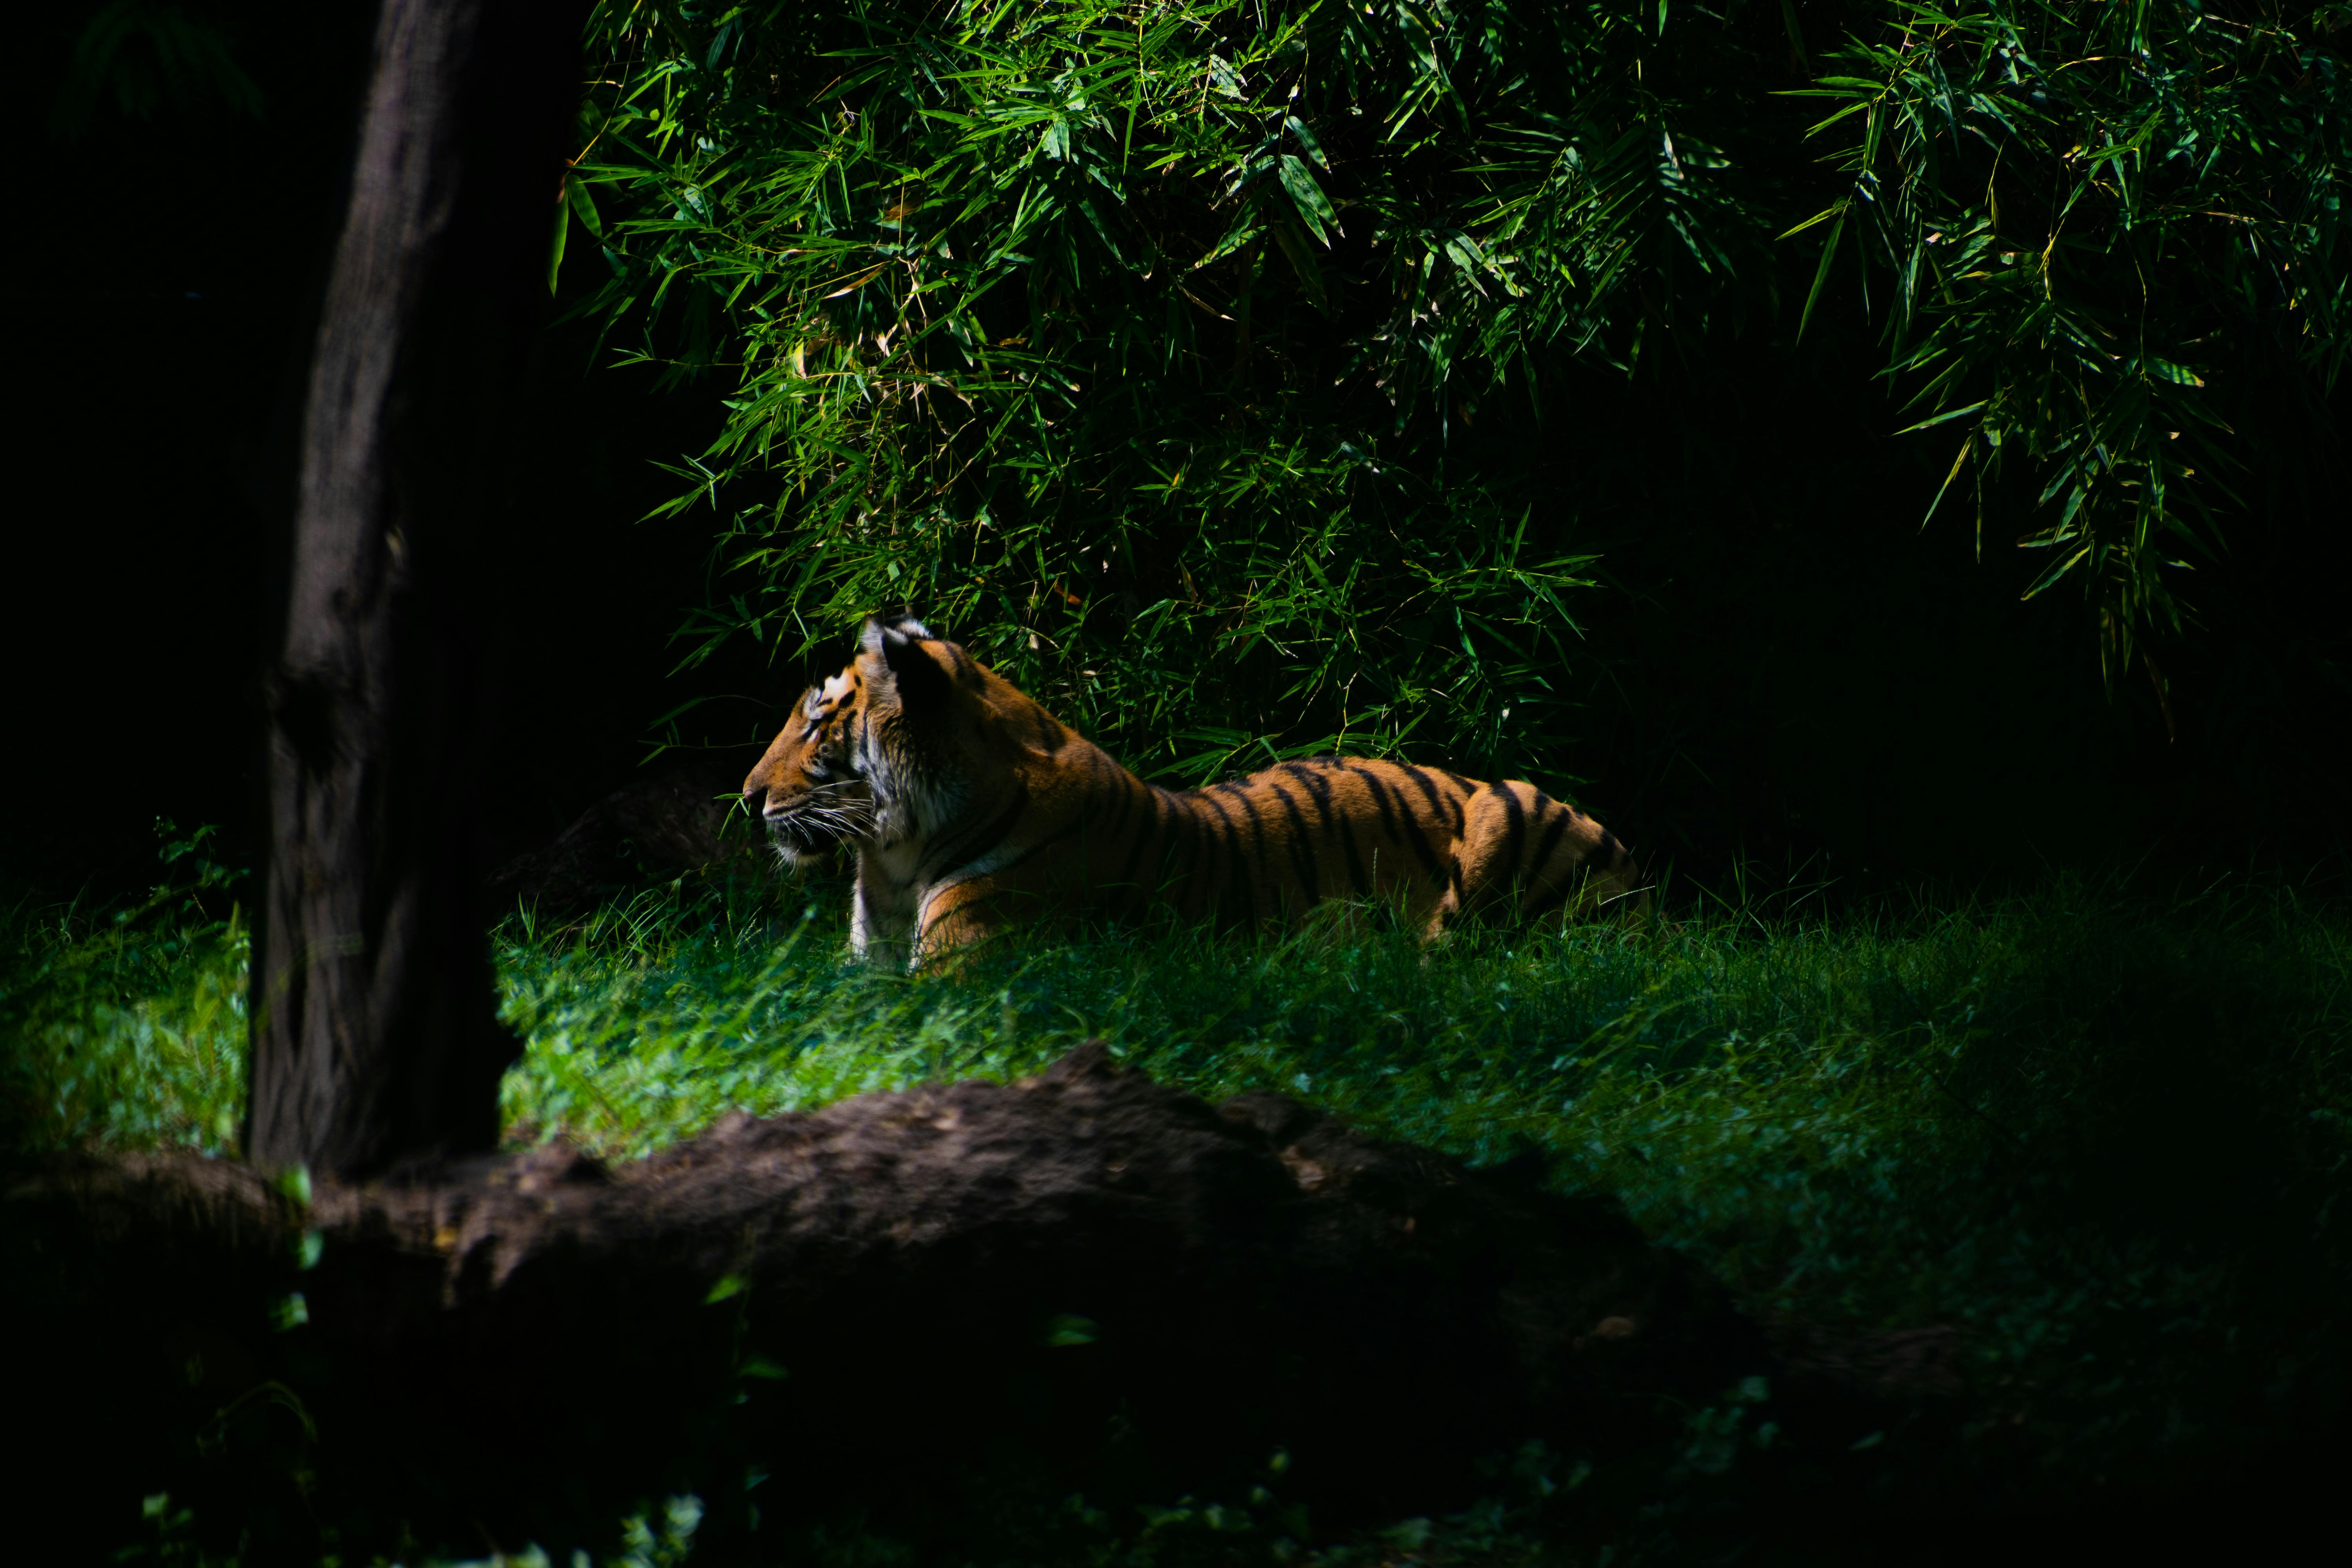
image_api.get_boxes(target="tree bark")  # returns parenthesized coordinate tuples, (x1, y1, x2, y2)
(250, 0, 588, 1177)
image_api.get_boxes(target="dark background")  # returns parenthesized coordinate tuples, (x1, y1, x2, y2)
(8, 0, 2345, 911)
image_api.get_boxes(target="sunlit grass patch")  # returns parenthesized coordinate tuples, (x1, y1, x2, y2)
(2, 846, 249, 1158)
(480, 870, 2352, 1487)
(494, 884, 1024, 1159)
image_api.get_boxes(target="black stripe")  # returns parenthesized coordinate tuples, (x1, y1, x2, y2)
(1215, 798, 1249, 924)
(1193, 799, 1231, 922)
(1374, 771, 1449, 884)
(1493, 784, 1528, 902)
(916, 882, 1002, 952)
(1383, 766, 1458, 888)
(1112, 786, 1162, 911)
(1178, 793, 1214, 920)
(1403, 765, 1468, 837)
(1263, 777, 1322, 907)
(1340, 762, 1402, 844)
(1398, 764, 1447, 815)
(1337, 813, 1370, 898)
(1169, 789, 1209, 909)
(1521, 826, 1626, 922)
(1289, 764, 1367, 897)
(922, 785, 1032, 884)
(924, 815, 1093, 952)
(977, 812, 1090, 882)
(1522, 807, 1574, 915)
(1281, 763, 1335, 831)
(1223, 804, 1261, 926)
(1160, 794, 1198, 913)
(1192, 790, 1245, 923)
(1094, 761, 1133, 836)
(1095, 757, 1137, 840)
(1229, 786, 1275, 923)
(1345, 764, 1414, 889)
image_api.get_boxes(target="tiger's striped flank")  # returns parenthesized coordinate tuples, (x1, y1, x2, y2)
(744, 615, 1645, 967)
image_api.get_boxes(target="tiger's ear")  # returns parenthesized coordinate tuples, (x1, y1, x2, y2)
(860, 615, 953, 708)
(860, 612, 933, 652)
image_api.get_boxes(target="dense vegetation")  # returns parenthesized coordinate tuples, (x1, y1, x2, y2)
(9, 844, 2349, 1559)
(577, 0, 2348, 775)
(17, 0, 2347, 899)
(8, 2, 2349, 1560)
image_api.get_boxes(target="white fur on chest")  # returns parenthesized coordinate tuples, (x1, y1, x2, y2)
(849, 840, 925, 967)
(846, 759, 975, 967)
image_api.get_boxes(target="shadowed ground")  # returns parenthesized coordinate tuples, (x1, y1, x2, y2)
(9, 1044, 1942, 1561)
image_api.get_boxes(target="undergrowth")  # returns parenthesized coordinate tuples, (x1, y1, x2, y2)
(486, 867, 2352, 1504)
(7, 855, 2350, 1560)
(1, 825, 248, 1158)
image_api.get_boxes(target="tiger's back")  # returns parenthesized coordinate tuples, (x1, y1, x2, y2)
(744, 615, 1644, 966)
(1034, 757, 1637, 934)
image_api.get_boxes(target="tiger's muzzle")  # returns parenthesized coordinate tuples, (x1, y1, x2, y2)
(757, 779, 875, 862)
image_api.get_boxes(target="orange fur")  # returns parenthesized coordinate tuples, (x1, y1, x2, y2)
(744, 615, 1645, 966)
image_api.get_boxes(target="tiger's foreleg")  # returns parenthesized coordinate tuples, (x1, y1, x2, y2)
(911, 879, 1007, 969)
(851, 853, 919, 969)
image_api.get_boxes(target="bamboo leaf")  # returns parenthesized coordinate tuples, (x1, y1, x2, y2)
(1274, 154, 1339, 247)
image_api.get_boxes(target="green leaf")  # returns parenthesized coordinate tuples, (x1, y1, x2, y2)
(1285, 114, 1330, 171)
(1268, 216, 1330, 314)
(2137, 358, 2204, 388)
(1895, 400, 1988, 436)
(548, 184, 570, 296)
(1795, 209, 1845, 342)
(1044, 1312, 1099, 1347)
(1274, 154, 1339, 246)
(566, 171, 605, 237)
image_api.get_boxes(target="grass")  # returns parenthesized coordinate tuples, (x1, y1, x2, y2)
(7, 852, 2351, 1556)
(1, 827, 250, 1160)
(493, 869, 2352, 1498)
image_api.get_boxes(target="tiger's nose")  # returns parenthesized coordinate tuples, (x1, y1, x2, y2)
(742, 780, 769, 818)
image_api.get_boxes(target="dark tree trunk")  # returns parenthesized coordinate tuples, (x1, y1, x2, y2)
(250, 0, 588, 1177)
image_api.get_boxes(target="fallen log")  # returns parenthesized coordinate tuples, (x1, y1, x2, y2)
(8, 1046, 1916, 1561)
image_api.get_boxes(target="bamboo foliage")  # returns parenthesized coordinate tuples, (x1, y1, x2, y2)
(570, 0, 2346, 768)
(567, 0, 1793, 780)
(1793, 1, 2348, 679)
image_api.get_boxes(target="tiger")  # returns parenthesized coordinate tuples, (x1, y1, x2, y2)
(742, 613, 1646, 967)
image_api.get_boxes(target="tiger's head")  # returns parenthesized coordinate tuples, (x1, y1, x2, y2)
(742, 613, 1056, 864)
